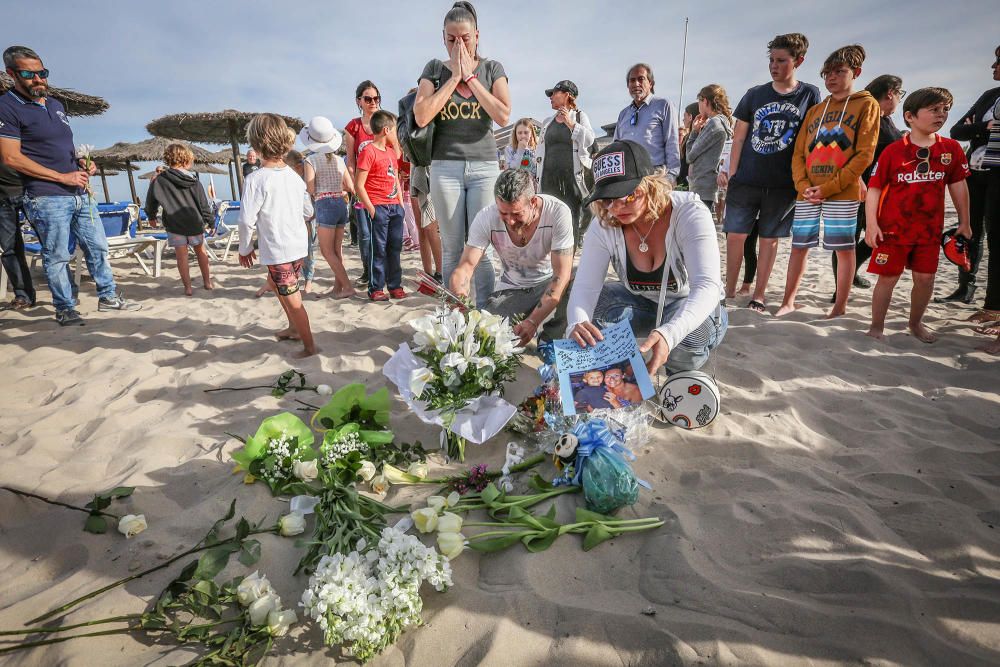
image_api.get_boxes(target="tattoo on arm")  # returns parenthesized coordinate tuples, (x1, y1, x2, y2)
(552, 248, 574, 256)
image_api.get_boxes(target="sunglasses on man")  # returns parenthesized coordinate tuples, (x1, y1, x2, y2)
(14, 68, 49, 80)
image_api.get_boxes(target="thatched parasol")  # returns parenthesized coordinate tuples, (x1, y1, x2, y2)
(146, 110, 304, 197)
(138, 162, 227, 179)
(0, 72, 110, 117)
(207, 148, 244, 199)
(92, 138, 216, 203)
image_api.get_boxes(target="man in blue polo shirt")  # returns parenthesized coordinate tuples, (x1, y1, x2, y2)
(613, 63, 681, 182)
(0, 45, 139, 325)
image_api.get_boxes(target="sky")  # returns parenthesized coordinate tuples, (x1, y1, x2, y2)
(11, 0, 999, 202)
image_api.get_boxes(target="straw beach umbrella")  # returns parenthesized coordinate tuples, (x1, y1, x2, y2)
(89, 159, 137, 203)
(138, 162, 227, 179)
(0, 72, 109, 117)
(92, 138, 216, 204)
(208, 148, 244, 199)
(146, 110, 305, 197)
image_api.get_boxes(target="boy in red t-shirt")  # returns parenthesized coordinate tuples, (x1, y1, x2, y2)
(356, 110, 406, 301)
(864, 87, 971, 342)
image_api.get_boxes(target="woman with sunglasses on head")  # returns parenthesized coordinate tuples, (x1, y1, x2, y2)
(829, 74, 905, 303)
(344, 80, 402, 288)
(413, 1, 511, 306)
(565, 140, 728, 377)
(943, 45, 1000, 319)
(537, 80, 595, 247)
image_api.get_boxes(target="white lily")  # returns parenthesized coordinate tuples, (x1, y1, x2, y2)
(407, 461, 429, 479)
(357, 460, 377, 481)
(409, 365, 435, 398)
(440, 352, 469, 376)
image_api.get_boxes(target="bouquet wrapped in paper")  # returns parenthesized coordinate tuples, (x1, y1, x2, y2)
(384, 308, 522, 461)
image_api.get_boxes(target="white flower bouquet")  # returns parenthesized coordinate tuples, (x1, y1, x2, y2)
(300, 525, 452, 663)
(384, 308, 523, 461)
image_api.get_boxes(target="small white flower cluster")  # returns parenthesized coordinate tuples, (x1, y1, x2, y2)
(260, 431, 304, 486)
(236, 571, 297, 637)
(321, 431, 369, 468)
(300, 526, 452, 662)
(408, 308, 522, 397)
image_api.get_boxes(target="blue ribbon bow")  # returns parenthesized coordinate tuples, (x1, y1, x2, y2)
(553, 418, 651, 490)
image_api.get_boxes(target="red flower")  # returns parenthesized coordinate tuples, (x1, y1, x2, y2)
(688, 384, 701, 395)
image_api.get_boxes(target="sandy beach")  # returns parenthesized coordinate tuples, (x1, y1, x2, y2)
(1, 222, 999, 666)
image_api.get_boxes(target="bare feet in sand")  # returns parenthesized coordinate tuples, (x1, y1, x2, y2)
(276, 328, 300, 341)
(256, 284, 273, 298)
(908, 323, 937, 343)
(775, 303, 800, 317)
(865, 327, 885, 340)
(303, 280, 313, 295)
(203, 282, 214, 291)
(330, 287, 356, 299)
(293, 347, 319, 358)
(737, 282, 752, 296)
(184, 286, 193, 297)
(825, 306, 846, 319)
(978, 338, 1000, 355)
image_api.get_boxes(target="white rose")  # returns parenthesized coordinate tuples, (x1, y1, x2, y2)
(267, 608, 297, 637)
(117, 514, 147, 538)
(407, 461, 429, 480)
(248, 592, 280, 626)
(358, 460, 377, 481)
(437, 531, 466, 559)
(370, 475, 390, 496)
(411, 507, 439, 533)
(278, 512, 306, 537)
(437, 511, 463, 534)
(446, 491, 461, 508)
(315, 384, 332, 396)
(292, 459, 318, 482)
(409, 366, 435, 397)
(236, 570, 273, 607)
(426, 495, 447, 512)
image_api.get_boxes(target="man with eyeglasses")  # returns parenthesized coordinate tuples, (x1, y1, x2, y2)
(0, 45, 140, 325)
(612, 63, 680, 182)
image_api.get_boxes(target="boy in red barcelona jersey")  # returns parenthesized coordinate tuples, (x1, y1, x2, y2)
(864, 88, 971, 342)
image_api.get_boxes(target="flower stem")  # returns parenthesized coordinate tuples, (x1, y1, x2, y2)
(421, 453, 547, 485)
(0, 486, 119, 519)
(27, 527, 275, 625)
(0, 614, 139, 636)
(0, 628, 134, 655)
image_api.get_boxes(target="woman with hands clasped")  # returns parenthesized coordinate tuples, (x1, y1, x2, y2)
(565, 140, 728, 377)
(413, 1, 511, 307)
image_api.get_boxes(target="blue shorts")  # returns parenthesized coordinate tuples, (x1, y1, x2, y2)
(791, 200, 859, 250)
(722, 182, 797, 238)
(315, 196, 348, 228)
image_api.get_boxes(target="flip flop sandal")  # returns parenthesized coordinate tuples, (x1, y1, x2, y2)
(747, 300, 767, 313)
(967, 310, 1000, 323)
(972, 322, 1000, 336)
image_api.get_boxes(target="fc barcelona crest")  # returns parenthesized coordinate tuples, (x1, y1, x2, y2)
(941, 153, 952, 165)
(875, 253, 889, 265)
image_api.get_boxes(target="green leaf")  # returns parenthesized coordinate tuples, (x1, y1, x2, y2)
(193, 546, 233, 581)
(205, 499, 237, 545)
(238, 539, 261, 566)
(522, 528, 559, 552)
(106, 486, 135, 499)
(530, 474, 554, 491)
(480, 483, 502, 506)
(358, 387, 392, 425)
(358, 429, 395, 445)
(545, 504, 557, 521)
(575, 507, 614, 524)
(176, 560, 199, 583)
(87, 495, 112, 512)
(582, 524, 615, 551)
(83, 513, 108, 534)
(467, 532, 525, 552)
(235, 518, 250, 541)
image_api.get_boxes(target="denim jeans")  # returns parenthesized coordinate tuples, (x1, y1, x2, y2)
(430, 159, 499, 307)
(483, 280, 571, 343)
(23, 195, 117, 310)
(592, 281, 728, 374)
(0, 196, 36, 303)
(354, 201, 373, 279)
(369, 204, 404, 293)
(302, 220, 317, 282)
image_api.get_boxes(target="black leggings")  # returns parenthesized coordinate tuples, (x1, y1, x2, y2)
(983, 169, 1000, 311)
(831, 203, 871, 276)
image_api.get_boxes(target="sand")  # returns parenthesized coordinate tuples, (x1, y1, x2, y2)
(1, 223, 998, 667)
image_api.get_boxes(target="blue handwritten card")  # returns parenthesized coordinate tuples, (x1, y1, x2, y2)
(552, 319, 655, 415)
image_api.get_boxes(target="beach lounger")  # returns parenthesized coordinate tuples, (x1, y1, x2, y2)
(97, 203, 167, 278)
(204, 201, 242, 262)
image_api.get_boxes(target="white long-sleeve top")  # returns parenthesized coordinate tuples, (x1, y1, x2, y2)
(565, 191, 724, 350)
(238, 166, 314, 265)
(536, 110, 596, 194)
